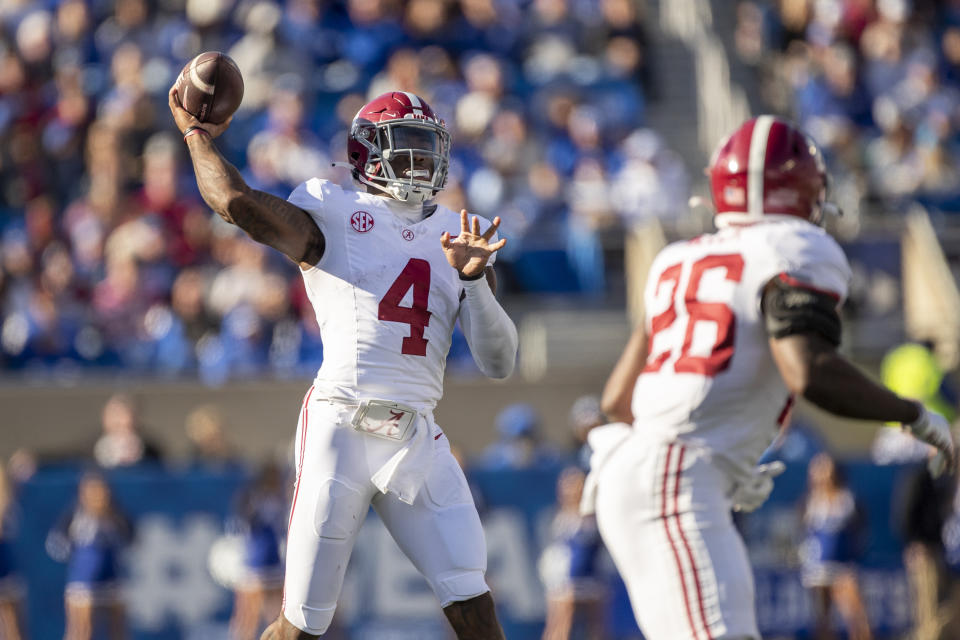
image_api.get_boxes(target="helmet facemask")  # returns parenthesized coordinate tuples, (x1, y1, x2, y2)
(352, 119, 450, 204)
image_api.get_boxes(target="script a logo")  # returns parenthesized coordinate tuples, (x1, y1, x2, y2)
(351, 211, 374, 233)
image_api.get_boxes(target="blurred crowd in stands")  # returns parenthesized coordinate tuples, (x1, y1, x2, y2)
(0, 0, 696, 377)
(734, 0, 960, 226)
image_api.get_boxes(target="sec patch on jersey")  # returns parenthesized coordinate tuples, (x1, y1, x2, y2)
(174, 51, 244, 124)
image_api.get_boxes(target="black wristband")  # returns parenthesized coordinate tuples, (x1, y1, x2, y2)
(182, 125, 211, 142)
(459, 270, 485, 281)
(904, 400, 924, 427)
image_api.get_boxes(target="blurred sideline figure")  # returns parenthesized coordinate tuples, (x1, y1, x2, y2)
(568, 395, 606, 470)
(872, 342, 959, 640)
(799, 453, 871, 640)
(92, 394, 163, 469)
(478, 404, 564, 471)
(939, 471, 960, 638)
(539, 466, 605, 640)
(229, 462, 289, 640)
(184, 404, 242, 471)
(590, 116, 956, 640)
(171, 87, 517, 640)
(46, 472, 131, 640)
(0, 462, 23, 640)
(872, 342, 956, 465)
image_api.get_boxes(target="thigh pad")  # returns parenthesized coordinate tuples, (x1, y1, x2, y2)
(314, 476, 367, 541)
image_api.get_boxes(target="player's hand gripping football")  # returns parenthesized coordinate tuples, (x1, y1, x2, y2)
(731, 461, 786, 513)
(904, 405, 957, 477)
(168, 85, 232, 139)
(441, 210, 507, 278)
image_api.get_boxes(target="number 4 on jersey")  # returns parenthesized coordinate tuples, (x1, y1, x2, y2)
(378, 258, 432, 356)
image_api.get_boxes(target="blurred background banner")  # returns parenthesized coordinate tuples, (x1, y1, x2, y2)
(9, 462, 927, 639)
(15, 467, 246, 639)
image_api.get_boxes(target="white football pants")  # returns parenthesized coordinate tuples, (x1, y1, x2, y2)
(595, 433, 760, 640)
(281, 387, 489, 635)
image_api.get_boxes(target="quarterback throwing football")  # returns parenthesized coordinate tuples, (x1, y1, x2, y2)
(593, 116, 956, 640)
(170, 88, 515, 640)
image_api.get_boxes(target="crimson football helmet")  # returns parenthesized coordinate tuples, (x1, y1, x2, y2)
(347, 91, 450, 204)
(707, 116, 832, 227)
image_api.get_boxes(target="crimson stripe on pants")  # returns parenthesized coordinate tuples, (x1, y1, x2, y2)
(661, 443, 701, 640)
(672, 445, 714, 640)
(282, 384, 315, 608)
(288, 385, 316, 531)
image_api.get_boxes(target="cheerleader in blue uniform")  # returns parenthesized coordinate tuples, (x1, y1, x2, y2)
(228, 463, 288, 640)
(799, 453, 872, 640)
(46, 473, 131, 640)
(0, 463, 23, 640)
(539, 467, 606, 640)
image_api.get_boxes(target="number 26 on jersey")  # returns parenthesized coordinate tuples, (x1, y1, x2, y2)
(644, 253, 744, 377)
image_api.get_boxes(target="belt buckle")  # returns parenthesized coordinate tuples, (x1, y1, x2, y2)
(350, 400, 417, 441)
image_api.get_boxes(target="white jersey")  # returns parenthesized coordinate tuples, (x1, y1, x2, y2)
(631, 218, 851, 476)
(288, 178, 496, 409)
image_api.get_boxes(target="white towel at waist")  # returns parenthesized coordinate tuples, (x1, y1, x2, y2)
(371, 411, 434, 505)
(580, 422, 633, 516)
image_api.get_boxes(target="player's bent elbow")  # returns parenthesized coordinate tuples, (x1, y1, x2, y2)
(603, 404, 633, 425)
(299, 230, 326, 266)
(205, 191, 239, 222)
(782, 368, 811, 397)
(478, 348, 516, 379)
(599, 396, 617, 419)
(483, 359, 514, 380)
(600, 388, 633, 423)
(476, 339, 517, 379)
(222, 190, 258, 225)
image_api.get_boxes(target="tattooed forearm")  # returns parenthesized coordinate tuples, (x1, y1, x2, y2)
(184, 134, 324, 265)
(185, 134, 243, 223)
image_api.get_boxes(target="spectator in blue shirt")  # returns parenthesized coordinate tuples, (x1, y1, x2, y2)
(477, 404, 564, 470)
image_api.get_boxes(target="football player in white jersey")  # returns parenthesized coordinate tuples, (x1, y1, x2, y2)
(169, 88, 516, 639)
(590, 116, 957, 640)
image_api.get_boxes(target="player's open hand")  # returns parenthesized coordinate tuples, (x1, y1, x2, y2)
(441, 210, 507, 278)
(168, 85, 231, 139)
(905, 406, 957, 477)
(731, 461, 786, 512)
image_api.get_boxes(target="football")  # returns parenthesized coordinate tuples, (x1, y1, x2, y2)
(174, 51, 244, 124)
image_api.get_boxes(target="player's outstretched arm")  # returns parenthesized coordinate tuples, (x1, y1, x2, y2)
(601, 325, 648, 424)
(769, 333, 919, 422)
(764, 277, 956, 473)
(446, 211, 517, 379)
(168, 86, 324, 268)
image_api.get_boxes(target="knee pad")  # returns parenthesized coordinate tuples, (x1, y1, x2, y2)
(284, 602, 336, 635)
(435, 570, 489, 608)
(314, 477, 366, 541)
